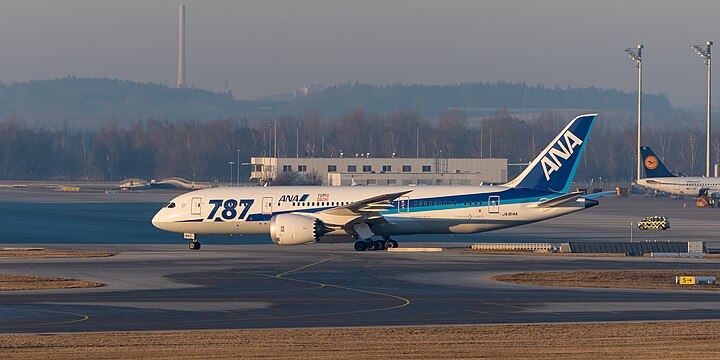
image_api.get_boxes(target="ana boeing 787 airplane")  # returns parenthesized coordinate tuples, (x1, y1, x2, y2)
(152, 113, 602, 250)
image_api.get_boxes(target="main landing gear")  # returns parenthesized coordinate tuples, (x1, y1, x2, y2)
(353, 238, 399, 251)
(185, 233, 201, 250)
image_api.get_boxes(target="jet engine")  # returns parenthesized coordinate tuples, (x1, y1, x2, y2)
(270, 214, 329, 246)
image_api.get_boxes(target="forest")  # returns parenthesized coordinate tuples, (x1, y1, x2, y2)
(0, 109, 712, 183)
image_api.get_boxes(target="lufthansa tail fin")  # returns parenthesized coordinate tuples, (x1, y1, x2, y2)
(640, 146, 675, 178)
(505, 113, 597, 193)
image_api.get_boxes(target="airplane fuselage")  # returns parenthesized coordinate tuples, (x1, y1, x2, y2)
(152, 185, 595, 240)
(637, 177, 720, 196)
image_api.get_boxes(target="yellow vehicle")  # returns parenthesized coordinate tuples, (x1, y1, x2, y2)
(637, 216, 670, 230)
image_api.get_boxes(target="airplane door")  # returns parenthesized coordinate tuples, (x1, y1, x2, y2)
(488, 196, 500, 214)
(191, 197, 202, 215)
(398, 196, 410, 213)
(262, 197, 273, 214)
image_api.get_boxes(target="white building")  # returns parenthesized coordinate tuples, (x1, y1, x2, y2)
(249, 157, 507, 186)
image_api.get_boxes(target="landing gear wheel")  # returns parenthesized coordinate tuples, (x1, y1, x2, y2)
(385, 240, 399, 249)
(367, 240, 379, 251)
(354, 241, 367, 251)
(189, 241, 201, 250)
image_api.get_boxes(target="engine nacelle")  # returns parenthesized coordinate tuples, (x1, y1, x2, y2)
(270, 214, 328, 246)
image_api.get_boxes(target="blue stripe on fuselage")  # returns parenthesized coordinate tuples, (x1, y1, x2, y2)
(235, 187, 561, 222)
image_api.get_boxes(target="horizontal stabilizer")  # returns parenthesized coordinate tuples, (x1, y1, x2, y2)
(582, 190, 616, 199)
(533, 191, 585, 208)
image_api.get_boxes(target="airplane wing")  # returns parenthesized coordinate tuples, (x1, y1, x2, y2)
(316, 190, 413, 238)
(320, 189, 413, 220)
(643, 179, 672, 185)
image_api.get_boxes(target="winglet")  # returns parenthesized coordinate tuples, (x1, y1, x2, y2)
(505, 114, 597, 193)
(640, 146, 675, 178)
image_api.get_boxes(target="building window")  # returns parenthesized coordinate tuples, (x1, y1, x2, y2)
(282, 165, 292, 172)
(252, 164, 263, 172)
(387, 179, 397, 185)
(382, 165, 392, 172)
(347, 165, 357, 172)
(328, 165, 337, 172)
(362, 165, 372, 172)
(402, 165, 412, 172)
(298, 165, 307, 172)
(366, 179, 377, 185)
(422, 165, 432, 172)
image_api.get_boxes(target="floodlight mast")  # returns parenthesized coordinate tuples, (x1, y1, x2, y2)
(625, 44, 643, 181)
(693, 41, 713, 177)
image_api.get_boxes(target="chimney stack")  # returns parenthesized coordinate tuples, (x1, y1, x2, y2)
(177, 1, 186, 88)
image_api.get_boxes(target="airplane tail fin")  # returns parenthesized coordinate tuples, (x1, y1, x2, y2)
(505, 113, 597, 193)
(640, 146, 675, 178)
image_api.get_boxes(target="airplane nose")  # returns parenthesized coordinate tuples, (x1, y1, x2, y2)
(151, 211, 163, 229)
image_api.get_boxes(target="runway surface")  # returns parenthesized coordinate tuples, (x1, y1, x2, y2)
(1, 189, 720, 333)
(2, 244, 720, 333)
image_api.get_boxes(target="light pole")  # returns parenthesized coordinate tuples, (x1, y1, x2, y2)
(693, 41, 713, 177)
(625, 44, 643, 181)
(236, 149, 240, 186)
(228, 161, 235, 186)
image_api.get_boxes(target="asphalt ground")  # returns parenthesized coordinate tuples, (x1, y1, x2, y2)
(3, 244, 720, 333)
(0, 189, 719, 333)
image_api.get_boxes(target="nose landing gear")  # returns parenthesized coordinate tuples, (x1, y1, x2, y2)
(184, 233, 201, 250)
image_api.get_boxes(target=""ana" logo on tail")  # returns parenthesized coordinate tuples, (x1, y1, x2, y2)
(540, 131, 583, 181)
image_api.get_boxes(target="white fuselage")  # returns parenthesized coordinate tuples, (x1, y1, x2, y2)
(152, 185, 591, 241)
(637, 177, 720, 196)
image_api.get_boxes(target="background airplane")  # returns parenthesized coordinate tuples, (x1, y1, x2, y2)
(153, 114, 604, 251)
(638, 146, 720, 198)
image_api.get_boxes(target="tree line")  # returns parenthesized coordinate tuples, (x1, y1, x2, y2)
(0, 110, 714, 183)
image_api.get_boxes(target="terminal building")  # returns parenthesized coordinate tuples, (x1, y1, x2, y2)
(249, 157, 508, 186)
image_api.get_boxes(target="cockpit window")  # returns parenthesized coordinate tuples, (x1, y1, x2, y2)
(166, 202, 176, 208)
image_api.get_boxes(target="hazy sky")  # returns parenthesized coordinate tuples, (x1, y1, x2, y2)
(1, 0, 718, 107)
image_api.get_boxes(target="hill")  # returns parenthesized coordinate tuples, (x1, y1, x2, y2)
(0, 78, 677, 128)
(0, 77, 254, 128)
(280, 82, 674, 118)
